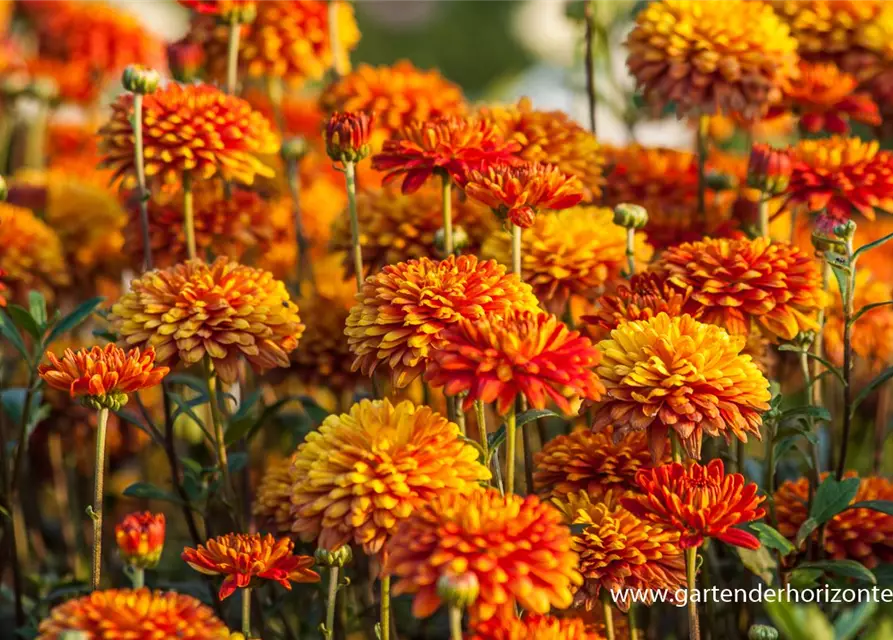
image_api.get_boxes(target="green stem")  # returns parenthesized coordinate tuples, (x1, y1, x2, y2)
(441, 173, 453, 255)
(242, 587, 252, 635)
(132, 93, 153, 271)
(758, 194, 769, 240)
(345, 161, 363, 289)
(686, 546, 701, 640)
(24, 98, 48, 169)
(696, 114, 708, 221)
(474, 400, 489, 474)
(511, 224, 522, 277)
(505, 404, 517, 495)
(625, 227, 635, 277)
(448, 606, 462, 640)
(286, 156, 315, 293)
(671, 432, 682, 463)
(837, 236, 856, 480)
(226, 17, 241, 95)
(628, 603, 639, 640)
(182, 172, 196, 260)
(131, 567, 145, 589)
(323, 566, 339, 640)
(583, 0, 597, 135)
(380, 574, 391, 640)
(91, 407, 109, 591)
(205, 359, 238, 526)
(602, 592, 615, 640)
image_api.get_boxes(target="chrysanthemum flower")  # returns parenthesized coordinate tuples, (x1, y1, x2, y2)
(480, 97, 604, 200)
(464, 161, 582, 228)
(533, 427, 664, 502)
(593, 313, 770, 460)
(774, 473, 893, 568)
(38, 344, 168, 411)
(320, 60, 467, 140)
(558, 491, 685, 610)
(99, 83, 279, 189)
(115, 511, 166, 569)
(481, 207, 652, 309)
(183, 533, 318, 600)
(179, 0, 256, 17)
(656, 237, 827, 342)
(467, 614, 605, 640)
(372, 116, 519, 193)
(190, 0, 359, 87)
(824, 271, 893, 371)
(110, 257, 303, 384)
(384, 487, 581, 621)
(426, 309, 604, 416)
(773, 0, 883, 65)
(0, 203, 68, 303)
(254, 452, 298, 533)
(290, 398, 490, 555)
(25, 57, 99, 106)
(326, 110, 372, 164)
(748, 143, 793, 195)
(622, 459, 766, 550)
(36, 588, 229, 639)
(786, 136, 893, 227)
(345, 255, 539, 388)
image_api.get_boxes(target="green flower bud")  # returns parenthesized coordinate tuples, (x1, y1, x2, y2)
(613, 203, 648, 230)
(83, 391, 129, 412)
(436, 570, 479, 610)
(281, 137, 310, 163)
(748, 625, 779, 640)
(0, 175, 8, 202)
(315, 545, 353, 567)
(705, 170, 738, 192)
(434, 225, 470, 257)
(811, 229, 845, 254)
(59, 632, 90, 640)
(122, 65, 161, 95)
(29, 77, 59, 102)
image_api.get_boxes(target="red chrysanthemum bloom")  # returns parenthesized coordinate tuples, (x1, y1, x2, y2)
(465, 162, 583, 228)
(326, 110, 372, 164)
(533, 426, 667, 502)
(467, 614, 606, 640)
(622, 459, 766, 550)
(36, 588, 229, 639)
(425, 309, 604, 416)
(656, 237, 828, 342)
(179, 0, 256, 17)
(774, 473, 893, 569)
(182, 533, 319, 600)
(384, 487, 582, 622)
(37, 344, 169, 410)
(345, 255, 540, 388)
(372, 116, 520, 193)
(787, 136, 893, 227)
(115, 511, 166, 569)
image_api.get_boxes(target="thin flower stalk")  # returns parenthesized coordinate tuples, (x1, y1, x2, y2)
(324, 567, 338, 640)
(132, 92, 152, 271)
(91, 407, 110, 590)
(242, 588, 251, 635)
(449, 606, 462, 640)
(226, 15, 242, 95)
(584, 0, 597, 135)
(345, 161, 363, 289)
(285, 152, 316, 292)
(442, 173, 454, 255)
(381, 574, 391, 640)
(602, 592, 615, 640)
(505, 404, 517, 495)
(183, 172, 197, 260)
(686, 546, 700, 640)
(696, 115, 708, 220)
(838, 235, 856, 480)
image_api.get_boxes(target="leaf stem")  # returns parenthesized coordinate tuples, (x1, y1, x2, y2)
(838, 237, 856, 480)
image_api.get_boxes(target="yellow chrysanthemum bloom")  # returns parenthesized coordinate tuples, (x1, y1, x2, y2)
(773, 0, 882, 63)
(0, 203, 69, 303)
(290, 398, 490, 555)
(254, 452, 298, 533)
(481, 207, 653, 312)
(627, 0, 798, 119)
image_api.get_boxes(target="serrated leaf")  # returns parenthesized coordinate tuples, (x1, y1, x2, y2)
(851, 366, 893, 416)
(844, 499, 893, 516)
(6, 304, 41, 340)
(749, 522, 796, 556)
(28, 290, 47, 330)
(0, 310, 29, 362)
(834, 601, 878, 640)
(44, 297, 104, 347)
(811, 476, 860, 524)
(798, 559, 877, 584)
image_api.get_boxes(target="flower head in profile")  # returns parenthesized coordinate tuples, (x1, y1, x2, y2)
(37, 588, 229, 639)
(779, 62, 880, 134)
(384, 487, 581, 622)
(622, 459, 766, 550)
(426, 309, 604, 416)
(0, 203, 69, 303)
(372, 116, 519, 193)
(533, 427, 666, 502)
(558, 491, 685, 610)
(290, 399, 490, 555)
(110, 257, 303, 384)
(626, 0, 798, 119)
(116, 511, 166, 569)
(465, 161, 583, 228)
(38, 344, 169, 411)
(182, 533, 319, 600)
(326, 111, 372, 164)
(656, 237, 827, 342)
(345, 255, 539, 388)
(100, 83, 279, 189)
(468, 614, 605, 640)
(593, 313, 770, 461)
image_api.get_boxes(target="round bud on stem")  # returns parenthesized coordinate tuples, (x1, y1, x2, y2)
(613, 203, 648, 230)
(314, 545, 353, 568)
(325, 111, 372, 165)
(122, 65, 160, 95)
(29, 77, 59, 103)
(436, 570, 479, 610)
(435, 225, 469, 257)
(748, 625, 779, 640)
(705, 170, 738, 192)
(281, 137, 310, 163)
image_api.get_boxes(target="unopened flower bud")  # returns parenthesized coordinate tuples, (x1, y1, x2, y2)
(811, 228, 845, 254)
(29, 76, 58, 102)
(436, 570, 479, 610)
(326, 111, 372, 165)
(219, 1, 257, 24)
(281, 136, 310, 163)
(832, 218, 856, 242)
(792, 330, 816, 350)
(167, 40, 204, 84)
(0, 176, 8, 202)
(122, 65, 161, 95)
(115, 511, 166, 569)
(747, 143, 792, 195)
(83, 390, 129, 412)
(314, 545, 353, 567)
(613, 203, 648, 230)
(748, 625, 779, 640)
(705, 170, 738, 192)
(59, 632, 90, 640)
(434, 226, 470, 257)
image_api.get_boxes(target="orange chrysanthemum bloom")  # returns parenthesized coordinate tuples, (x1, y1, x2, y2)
(99, 83, 279, 189)
(331, 185, 496, 276)
(480, 97, 604, 200)
(110, 257, 303, 383)
(0, 203, 68, 303)
(290, 398, 490, 555)
(786, 137, 893, 227)
(824, 271, 893, 371)
(427, 309, 604, 416)
(372, 116, 520, 194)
(558, 491, 685, 610)
(254, 452, 298, 533)
(320, 61, 467, 140)
(468, 614, 606, 640)
(115, 511, 166, 569)
(533, 427, 665, 502)
(183, 534, 318, 600)
(656, 237, 827, 342)
(623, 459, 766, 550)
(481, 207, 652, 310)
(627, 0, 798, 119)
(345, 255, 539, 388)
(38, 344, 168, 411)
(774, 473, 893, 568)
(25, 57, 99, 106)
(37, 588, 229, 639)
(465, 162, 583, 228)
(384, 487, 581, 621)
(593, 313, 770, 460)
(777, 62, 880, 134)
(772, 0, 883, 66)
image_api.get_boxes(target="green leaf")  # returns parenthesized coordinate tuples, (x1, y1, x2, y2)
(44, 297, 104, 347)
(795, 517, 819, 550)
(736, 545, 775, 585)
(122, 482, 185, 505)
(789, 568, 822, 589)
(844, 500, 893, 516)
(487, 424, 506, 462)
(810, 476, 860, 524)
(0, 310, 29, 362)
(227, 452, 248, 474)
(764, 599, 812, 640)
(798, 559, 877, 584)
(779, 406, 831, 424)
(228, 388, 262, 424)
(169, 393, 213, 444)
(28, 290, 47, 331)
(853, 300, 893, 324)
(515, 409, 559, 427)
(851, 366, 893, 416)
(834, 601, 878, 640)
(6, 304, 41, 340)
(827, 251, 852, 300)
(749, 522, 796, 556)
(164, 374, 208, 399)
(853, 231, 893, 262)
(225, 397, 296, 446)
(297, 395, 329, 425)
